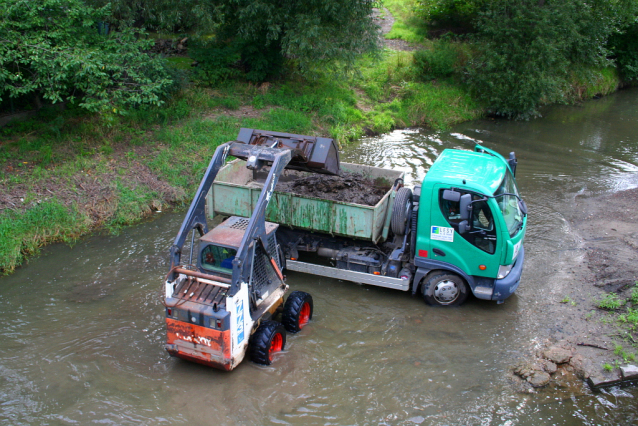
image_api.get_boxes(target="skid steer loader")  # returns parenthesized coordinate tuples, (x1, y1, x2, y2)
(163, 129, 340, 370)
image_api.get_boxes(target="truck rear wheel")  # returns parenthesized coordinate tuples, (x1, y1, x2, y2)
(282, 291, 313, 333)
(391, 187, 413, 236)
(422, 272, 468, 306)
(249, 320, 286, 365)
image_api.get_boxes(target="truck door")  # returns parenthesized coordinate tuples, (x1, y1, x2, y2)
(428, 186, 502, 278)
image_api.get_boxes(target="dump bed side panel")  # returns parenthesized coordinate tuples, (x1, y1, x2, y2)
(208, 160, 404, 242)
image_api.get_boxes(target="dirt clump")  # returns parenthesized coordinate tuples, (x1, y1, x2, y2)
(275, 171, 389, 206)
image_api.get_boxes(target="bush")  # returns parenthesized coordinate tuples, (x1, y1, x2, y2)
(417, 0, 487, 29)
(609, 22, 638, 82)
(0, 0, 174, 113)
(414, 41, 460, 80)
(464, 0, 632, 118)
(190, 41, 242, 86)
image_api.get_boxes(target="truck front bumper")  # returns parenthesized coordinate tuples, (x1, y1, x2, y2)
(491, 246, 525, 302)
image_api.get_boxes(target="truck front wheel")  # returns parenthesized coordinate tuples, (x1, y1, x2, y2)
(422, 272, 468, 306)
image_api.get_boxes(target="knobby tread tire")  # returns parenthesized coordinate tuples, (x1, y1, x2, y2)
(282, 291, 313, 333)
(249, 320, 286, 365)
(391, 187, 413, 236)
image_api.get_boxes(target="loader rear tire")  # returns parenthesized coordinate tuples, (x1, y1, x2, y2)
(391, 187, 413, 236)
(249, 321, 286, 365)
(282, 291, 313, 333)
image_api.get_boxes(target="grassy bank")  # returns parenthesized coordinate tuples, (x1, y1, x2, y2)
(595, 283, 638, 369)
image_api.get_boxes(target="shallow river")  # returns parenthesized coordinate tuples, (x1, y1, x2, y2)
(2, 89, 638, 425)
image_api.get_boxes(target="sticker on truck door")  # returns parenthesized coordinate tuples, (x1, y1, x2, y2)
(431, 226, 454, 242)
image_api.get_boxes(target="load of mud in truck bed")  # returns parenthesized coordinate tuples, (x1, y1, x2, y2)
(273, 171, 389, 206)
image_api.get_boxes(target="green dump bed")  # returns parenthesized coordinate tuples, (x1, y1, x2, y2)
(206, 160, 404, 243)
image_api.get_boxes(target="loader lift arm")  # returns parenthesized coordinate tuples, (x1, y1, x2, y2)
(168, 142, 232, 279)
(167, 128, 341, 292)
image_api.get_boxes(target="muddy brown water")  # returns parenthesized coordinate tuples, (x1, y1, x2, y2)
(2, 89, 638, 425)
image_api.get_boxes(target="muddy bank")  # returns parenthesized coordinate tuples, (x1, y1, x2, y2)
(274, 171, 389, 206)
(511, 186, 638, 392)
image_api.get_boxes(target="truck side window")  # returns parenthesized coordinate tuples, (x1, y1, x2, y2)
(439, 190, 497, 254)
(470, 199, 496, 254)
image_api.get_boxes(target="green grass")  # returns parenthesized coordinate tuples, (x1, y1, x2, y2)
(384, 0, 429, 44)
(355, 51, 481, 131)
(568, 67, 621, 101)
(0, 202, 90, 273)
(597, 292, 624, 310)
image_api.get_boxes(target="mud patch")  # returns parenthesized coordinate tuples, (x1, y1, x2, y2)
(275, 172, 390, 206)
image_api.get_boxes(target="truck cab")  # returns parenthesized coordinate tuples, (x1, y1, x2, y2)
(413, 146, 527, 305)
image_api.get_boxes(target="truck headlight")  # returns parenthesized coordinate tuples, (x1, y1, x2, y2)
(497, 264, 513, 279)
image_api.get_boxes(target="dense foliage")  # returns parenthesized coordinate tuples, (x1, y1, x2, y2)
(415, 0, 638, 117)
(195, 0, 381, 82)
(85, 0, 218, 32)
(416, 0, 486, 30)
(609, 22, 638, 82)
(0, 0, 174, 112)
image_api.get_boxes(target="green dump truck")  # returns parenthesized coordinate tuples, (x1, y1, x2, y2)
(207, 132, 527, 306)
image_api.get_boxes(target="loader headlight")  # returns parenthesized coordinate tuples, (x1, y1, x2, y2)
(497, 264, 513, 279)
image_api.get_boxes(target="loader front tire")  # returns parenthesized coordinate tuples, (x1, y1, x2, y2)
(249, 321, 286, 365)
(282, 291, 313, 333)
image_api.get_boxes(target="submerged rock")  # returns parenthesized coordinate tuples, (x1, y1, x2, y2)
(528, 371, 552, 388)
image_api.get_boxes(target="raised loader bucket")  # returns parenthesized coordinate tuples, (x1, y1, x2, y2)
(231, 128, 341, 176)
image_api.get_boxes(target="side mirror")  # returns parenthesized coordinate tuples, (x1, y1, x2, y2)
(460, 194, 472, 220)
(518, 199, 528, 216)
(442, 189, 461, 202)
(458, 220, 470, 234)
(508, 152, 517, 176)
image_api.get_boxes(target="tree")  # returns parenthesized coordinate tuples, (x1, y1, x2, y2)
(85, 0, 219, 32)
(195, 0, 381, 82)
(464, 0, 637, 118)
(0, 0, 174, 112)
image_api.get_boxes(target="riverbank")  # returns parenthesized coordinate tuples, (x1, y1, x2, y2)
(511, 186, 638, 392)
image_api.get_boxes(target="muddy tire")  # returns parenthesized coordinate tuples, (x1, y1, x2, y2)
(249, 320, 286, 365)
(422, 272, 469, 306)
(391, 187, 413, 236)
(282, 291, 313, 333)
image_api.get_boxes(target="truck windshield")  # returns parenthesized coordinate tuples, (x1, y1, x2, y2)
(495, 170, 523, 237)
